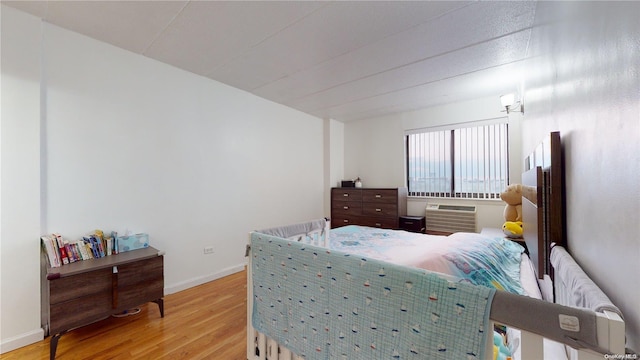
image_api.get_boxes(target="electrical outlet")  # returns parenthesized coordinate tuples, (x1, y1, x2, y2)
(203, 246, 214, 254)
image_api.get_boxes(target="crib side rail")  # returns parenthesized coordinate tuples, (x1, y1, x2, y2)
(247, 221, 329, 360)
(248, 267, 624, 360)
(253, 218, 329, 247)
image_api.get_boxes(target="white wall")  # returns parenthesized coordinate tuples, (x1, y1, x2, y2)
(344, 96, 523, 231)
(522, 1, 640, 350)
(324, 119, 344, 216)
(1, 6, 325, 352)
(0, 6, 46, 352)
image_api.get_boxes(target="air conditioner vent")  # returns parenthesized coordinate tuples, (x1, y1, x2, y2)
(425, 204, 477, 233)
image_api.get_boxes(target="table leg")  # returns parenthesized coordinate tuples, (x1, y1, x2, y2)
(50, 331, 67, 360)
(152, 298, 164, 317)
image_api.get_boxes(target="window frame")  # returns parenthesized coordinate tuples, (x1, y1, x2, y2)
(405, 120, 509, 199)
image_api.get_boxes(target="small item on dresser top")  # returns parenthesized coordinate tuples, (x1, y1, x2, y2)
(341, 180, 355, 187)
(116, 232, 150, 253)
(354, 177, 362, 188)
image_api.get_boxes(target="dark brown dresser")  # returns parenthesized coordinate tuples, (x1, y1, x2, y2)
(331, 187, 407, 229)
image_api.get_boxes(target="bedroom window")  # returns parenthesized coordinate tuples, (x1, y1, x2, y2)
(406, 122, 509, 199)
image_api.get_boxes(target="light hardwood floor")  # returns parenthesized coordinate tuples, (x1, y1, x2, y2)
(2, 270, 247, 360)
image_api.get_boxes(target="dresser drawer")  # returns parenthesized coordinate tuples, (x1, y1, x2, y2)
(331, 188, 362, 202)
(360, 217, 398, 229)
(331, 201, 362, 217)
(362, 189, 398, 203)
(331, 216, 362, 228)
(362, 203, 398, 217)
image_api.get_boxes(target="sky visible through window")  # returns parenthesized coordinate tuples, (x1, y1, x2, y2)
(407, 123, 508, 198)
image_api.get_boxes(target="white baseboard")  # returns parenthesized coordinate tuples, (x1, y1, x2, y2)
(0, 327, 44, 354)
(164, 263, 245, 295)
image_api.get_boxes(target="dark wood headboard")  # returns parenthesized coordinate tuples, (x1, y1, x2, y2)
(522, 166, 543, 278)
(522, 131, 566, 279)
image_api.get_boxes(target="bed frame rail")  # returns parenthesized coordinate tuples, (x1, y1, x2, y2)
(490, 291, 625, 359)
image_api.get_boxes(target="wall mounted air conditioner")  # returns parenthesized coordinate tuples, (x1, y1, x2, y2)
(425, 204, 477, 233)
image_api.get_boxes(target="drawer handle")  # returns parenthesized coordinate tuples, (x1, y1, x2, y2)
(343, 194, 349, 197)
(405, 221, 414, 225)
(375, 223, 382, 227)
(343, 219, 349, 223)
(343, 206, 349, 210)
(375, 208, 382, 212)
(375, 194, 382, 198)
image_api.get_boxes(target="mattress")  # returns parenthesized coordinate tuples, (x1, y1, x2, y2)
(329, 225, 568, 360)
(330, 225, 525, 294)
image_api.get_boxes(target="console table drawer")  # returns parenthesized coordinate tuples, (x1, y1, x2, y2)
(117, 256, 163, 286)
(49, 269, 112, 304)
(118, 277, 164, 311)
(116, 256, 163, 311)
(50, 292, 112, 335)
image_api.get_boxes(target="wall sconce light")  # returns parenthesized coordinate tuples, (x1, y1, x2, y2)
(500, 93, 524, 114)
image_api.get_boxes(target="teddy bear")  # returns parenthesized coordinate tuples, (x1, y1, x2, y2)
(500, 184, 522, 222)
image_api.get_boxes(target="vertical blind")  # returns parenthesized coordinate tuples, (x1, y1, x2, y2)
(406, 122, 509, 198)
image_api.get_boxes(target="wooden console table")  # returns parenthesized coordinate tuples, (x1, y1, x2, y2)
(43, 246, 164, 359)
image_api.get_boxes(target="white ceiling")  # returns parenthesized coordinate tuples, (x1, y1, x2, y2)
(3, 1, 537, 122)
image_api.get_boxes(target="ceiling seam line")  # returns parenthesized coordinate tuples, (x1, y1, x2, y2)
(306, 58, 531, 114)
(205, 2, 331, 76)
(284, 25, 535, 105)
(141, 0, 190, 55)
(248, 2, 478, 91)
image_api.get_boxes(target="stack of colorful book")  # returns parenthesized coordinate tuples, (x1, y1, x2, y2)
(41, 230, 116, 268)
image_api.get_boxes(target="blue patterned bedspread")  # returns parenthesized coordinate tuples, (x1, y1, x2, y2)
(330, 226, 525, 295)
(251, 232, 495, 359)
